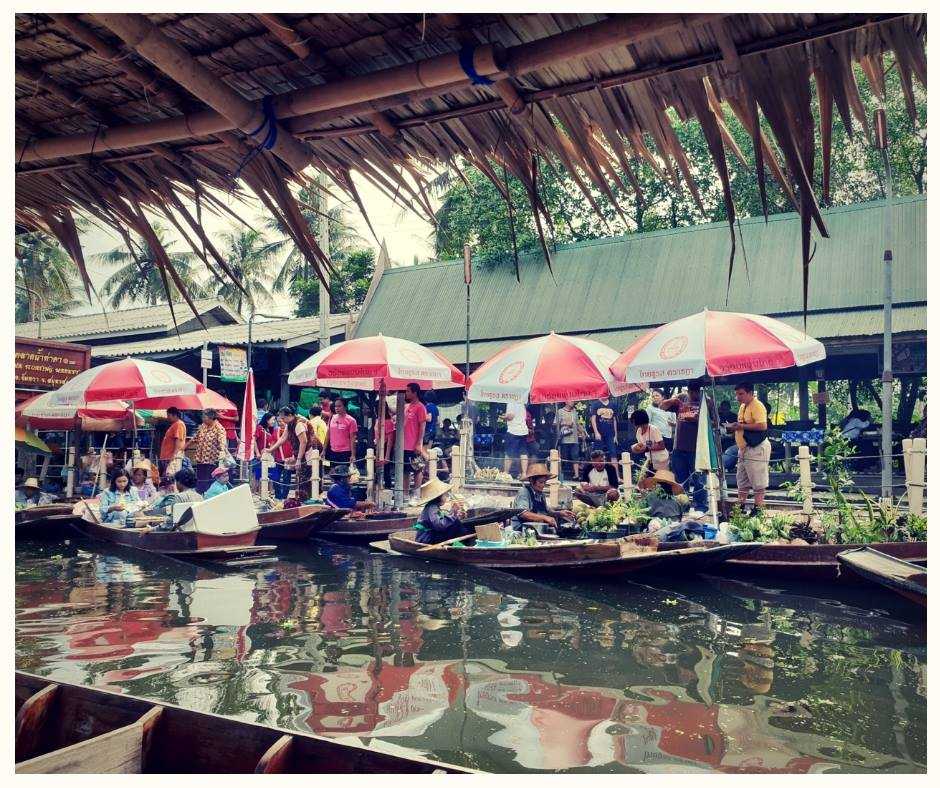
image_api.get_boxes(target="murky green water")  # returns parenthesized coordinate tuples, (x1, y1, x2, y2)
(15, 538, 926, 773)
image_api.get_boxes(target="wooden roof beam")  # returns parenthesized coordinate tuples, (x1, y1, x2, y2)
(17, 12, 712, 164)
(255, 12, 398, 139)
(92, 13, 315, 173)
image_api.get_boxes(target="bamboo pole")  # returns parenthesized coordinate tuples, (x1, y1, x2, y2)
(908, 438, 926, 517)
(17, 12, 713, 164)
(91, 13, 315, 173)
(365, 448, 376, 500)
(310, 448, 322, 499)
(548, 448, 561, 508)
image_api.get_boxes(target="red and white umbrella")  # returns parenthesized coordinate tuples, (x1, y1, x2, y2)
(50, 357, 205, 406)
(288, 335, 465, 391)
(15, 391, 136, 430)
(238, 368, 257, 462)
(609, 309, 826, 384)
(468, 332, 642, 404)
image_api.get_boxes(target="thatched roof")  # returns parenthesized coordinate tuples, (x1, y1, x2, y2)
(15, 12, 927, 315)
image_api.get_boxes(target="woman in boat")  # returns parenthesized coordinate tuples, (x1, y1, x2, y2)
(509, 464, 576, 535)
(99, 469, 140, 527)
(413, 478, 473, 545)
(130, 461, 157, 502)
(15, 477, 54, 508)
(204, 466, 232, 499)
(325, 464, 374, 515)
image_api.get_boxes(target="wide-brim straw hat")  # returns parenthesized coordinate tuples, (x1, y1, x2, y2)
(19, 477, 41, 490)
(417, 477, 452, 506)
(521, 463, 556, 481)
(132, 459, 153, 472)
(211, 466, 231, 479)
(637, 469, 685, 496)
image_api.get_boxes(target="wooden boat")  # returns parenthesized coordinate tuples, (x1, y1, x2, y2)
(714, 540, 927, 583)
(386, 530, 756, 577)
(15, 503, 80, 539)
(15, 672, 471, 774)
(837, 547, 927, 607)
(314, 511, 417, 540)
(72, 487, 275, 567)
(256, 505, 350, 541)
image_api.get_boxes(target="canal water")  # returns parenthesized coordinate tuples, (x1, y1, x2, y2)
(16, 538, 926, 773)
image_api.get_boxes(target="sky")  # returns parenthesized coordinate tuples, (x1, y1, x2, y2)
(72, 170, 441, 317)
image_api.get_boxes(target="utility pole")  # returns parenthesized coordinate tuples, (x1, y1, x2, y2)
(317, 170, 331, 352)
(875, 107, 894, 501)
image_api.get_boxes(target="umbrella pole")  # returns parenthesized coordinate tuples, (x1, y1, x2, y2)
(91, 433, 108, 497)
(708, 377, 728, 519)
(376, 383, 386, 507)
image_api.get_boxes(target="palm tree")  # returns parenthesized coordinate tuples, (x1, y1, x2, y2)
(97, 223, 206, 308)
(215, 228, 278, 316)
(15, 231, 82, 323)
(265, 184, 366, 294)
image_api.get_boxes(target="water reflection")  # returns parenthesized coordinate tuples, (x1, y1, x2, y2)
(16, 540, 926, 773)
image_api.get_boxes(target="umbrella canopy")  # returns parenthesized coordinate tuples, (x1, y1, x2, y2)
(50, 357, 205, 406)
(468, 333, 641, 404)
(288, 335, 465, 391)
(239, 369, 257, 462)
(609, 309, 826, 384)
(142, 389, 238, 418)
(15, 391, 136, 430)
(15, 426, 51, 454)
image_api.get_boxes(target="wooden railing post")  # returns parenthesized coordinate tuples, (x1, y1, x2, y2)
(310, 449, 321, 499)
(260, 453, 272, 498)
(427, 450, 438, 482)
(620, 451, 633, 498)
(907, 438, 926, 517)
(798, 444, 814, 514)
(365, 448, 375, 500)
(451, 445, 463, 492)
(65, 446, 76, 498)
(547, 448, 560, 508)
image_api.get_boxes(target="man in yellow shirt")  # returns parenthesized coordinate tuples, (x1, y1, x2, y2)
(725, 382, 770, 512)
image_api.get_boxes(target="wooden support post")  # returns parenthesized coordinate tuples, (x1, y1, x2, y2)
(259, 453, 271, 499)
(798, 444, 814, 514)
(365, 448, 375, 500)
(309, 449, 321, 499)
(451, 445, 463, 492)
(65, 446, 76, 498)
(458, 418, 472, 481)
(548, 448, 560, 508)
(798, 376, 810, 422)
(38, 453, 50, 484)
(620, 451, 633, 498)
(907, 438, 926, 517)
(426, 450, 438, 482)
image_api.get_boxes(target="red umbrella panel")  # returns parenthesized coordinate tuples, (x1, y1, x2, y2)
(50, 357, 205, 406)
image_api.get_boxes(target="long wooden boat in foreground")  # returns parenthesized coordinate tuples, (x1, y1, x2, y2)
(386, 530, 756, 577)
(837, 547, 927, 607)
(256, 505, 350, 541)
(14, 672, 471, 774)
(713, 541, 927, 583)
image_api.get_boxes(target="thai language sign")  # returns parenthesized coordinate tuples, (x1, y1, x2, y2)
(218, 346, 248, 382)
(15, 337, 91, 391)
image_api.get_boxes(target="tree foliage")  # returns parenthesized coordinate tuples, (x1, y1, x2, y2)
(292, 248, 375, 318)
(97, 223, 206, 308)
(214, 228, 279, 316)
(434, 58, 926, 265)
(15, 231, 81, 322)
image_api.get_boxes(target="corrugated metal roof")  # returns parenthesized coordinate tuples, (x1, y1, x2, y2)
(16, 298, 243, 340)
(91, 314, 349, 358)
(354, 196, 926, 346)
(426, 306, 926, 364)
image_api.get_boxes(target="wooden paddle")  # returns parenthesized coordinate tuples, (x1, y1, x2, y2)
(417, 533, 478, 552)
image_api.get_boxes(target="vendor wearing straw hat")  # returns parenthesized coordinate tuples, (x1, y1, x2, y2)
(509, 464, 575, 536)
(325, 464, 374, 514)
(637, 469, 685, 497)
(413, 478, 472, 545)
(15, 477, 54, 507)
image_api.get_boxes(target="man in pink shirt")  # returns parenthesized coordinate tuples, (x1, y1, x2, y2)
(403, 382, 427, 496)
(325, 396, 358, 467)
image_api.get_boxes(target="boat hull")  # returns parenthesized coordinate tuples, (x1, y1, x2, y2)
(315, 515, 417, 540)
(837, 547, 927, 607)
(387, 530, 756, 576)
(73, 519, 260, 558)
(256, 506, 349, 541)
(15, 672, 471, 774)
(714, 541, 927, 583)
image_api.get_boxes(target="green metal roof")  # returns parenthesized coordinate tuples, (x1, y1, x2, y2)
(353, 196, 926, 359)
